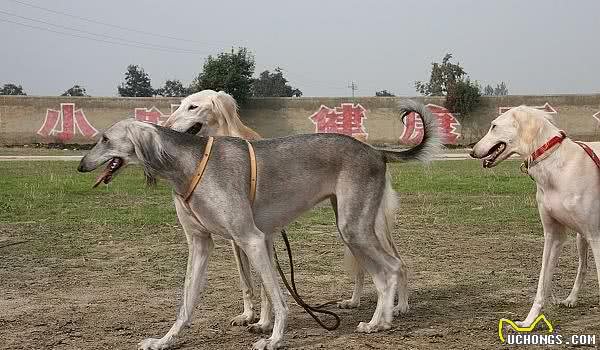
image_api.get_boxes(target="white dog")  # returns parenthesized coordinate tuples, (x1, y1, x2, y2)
(471, 105, 600, 327)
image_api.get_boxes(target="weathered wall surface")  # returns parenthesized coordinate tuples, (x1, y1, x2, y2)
(1, 95, 599, 146)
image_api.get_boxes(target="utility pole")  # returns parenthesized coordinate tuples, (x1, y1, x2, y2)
(348, 81, 358, 98)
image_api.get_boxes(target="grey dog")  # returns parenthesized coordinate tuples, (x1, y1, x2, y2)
(77, 99, 440, 350)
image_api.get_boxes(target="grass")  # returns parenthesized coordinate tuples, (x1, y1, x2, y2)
(0, 159, 541, 254)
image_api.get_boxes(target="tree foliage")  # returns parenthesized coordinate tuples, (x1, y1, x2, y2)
(0, 83, 26, 95)
(118, 64, 155, 97)
(375, 89, 395, 97)
(61, 85, 88, 96)
(156, 79, 188, 97)
(415, 53, 466, 96)
(416, 53, 482, 115)
(252, 68, 302, 97)
(483, 82, 509, 96)
(444, 78, 481, 115)
(190, 47, 255, 104)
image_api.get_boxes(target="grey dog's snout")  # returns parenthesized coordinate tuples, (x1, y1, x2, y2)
(77, 158, 89, 172)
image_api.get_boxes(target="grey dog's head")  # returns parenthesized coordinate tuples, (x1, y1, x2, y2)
(78, 119, 165, 187)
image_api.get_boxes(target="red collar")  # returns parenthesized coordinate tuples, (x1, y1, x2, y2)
(530, 131, 567, 162)
(521, 131, 567, 173)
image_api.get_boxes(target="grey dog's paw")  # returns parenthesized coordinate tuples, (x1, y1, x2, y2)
(252, 338, 283, 350)
(230, 312, 256, 326)
(355, 321, 391, 333)
(247, 322, 273, 334)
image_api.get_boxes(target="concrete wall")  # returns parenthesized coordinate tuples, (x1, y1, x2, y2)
(1, 94, 600, 146)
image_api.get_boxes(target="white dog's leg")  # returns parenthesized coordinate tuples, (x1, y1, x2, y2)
(517, 215, 565, 328)
(339, 247, 364, 309)
(139, 199, 213, 350)
(238, 234, 287, 350)
(589, 239, 600, 305)
(562, 233, 588, 307)
(230, 241, 256, 326)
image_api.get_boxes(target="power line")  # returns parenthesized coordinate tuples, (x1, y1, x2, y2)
(0, 17, 207, 54)
(9, 0, 231, 46)
(0, 9, 211, 54)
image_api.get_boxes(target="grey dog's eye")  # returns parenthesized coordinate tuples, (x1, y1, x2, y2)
(101, 135, 108, 143)
(188, 105, 199, 111)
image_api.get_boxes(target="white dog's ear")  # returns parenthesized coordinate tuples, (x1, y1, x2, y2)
(542, 113, 557, 126)
(211, 91, 242, 129)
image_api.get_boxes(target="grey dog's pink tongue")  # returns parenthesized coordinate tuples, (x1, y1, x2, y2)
(93, 158, 122, 188)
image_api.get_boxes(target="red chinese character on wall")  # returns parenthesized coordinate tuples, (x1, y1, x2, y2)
(37, 103, 98, 142)
(134, 105, 179, 125)
(400, 104, 460, 145)
(134, 107, 166, 125)
(309, 103, 367, 140)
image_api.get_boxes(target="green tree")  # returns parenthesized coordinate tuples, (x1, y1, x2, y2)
(0, 83, 26, 95)
(483, 82, 509, 96)
(156, 79, 188, 97)
(190, 47, 255, 104)
(444, 78, 481, 115)
(375, 89, 395, 97)
(494, 81, 509, 96)
(415, 53, 466, 96)
(483, 84, 494, 96)
(61, 85, 88, 96)
(118, 64, 155, 97)
(252, 67, 302, 97)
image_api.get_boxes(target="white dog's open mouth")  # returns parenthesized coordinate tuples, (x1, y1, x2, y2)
(482, 142, 506, 168)
(185, 122, 203, 135)
(93, 157, 124, 188)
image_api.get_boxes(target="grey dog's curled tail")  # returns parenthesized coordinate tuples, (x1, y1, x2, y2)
(380, 99, 442, 163)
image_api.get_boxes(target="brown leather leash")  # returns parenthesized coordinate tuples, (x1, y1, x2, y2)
(183, 137, 341, 331)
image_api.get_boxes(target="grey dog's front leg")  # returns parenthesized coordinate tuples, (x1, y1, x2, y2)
(230, 241, 256, 325)
(138, 198, 214, 350)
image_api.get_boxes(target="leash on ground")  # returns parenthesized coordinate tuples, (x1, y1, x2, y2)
(273, 229, 341, 331)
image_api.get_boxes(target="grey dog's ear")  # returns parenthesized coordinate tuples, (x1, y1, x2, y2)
(125, 122, 166, 186)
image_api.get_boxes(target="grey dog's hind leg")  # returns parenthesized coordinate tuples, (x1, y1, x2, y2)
(334, 182, 401, 333)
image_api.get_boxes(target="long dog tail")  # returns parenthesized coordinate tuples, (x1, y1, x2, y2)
(380, 99, 441, 163)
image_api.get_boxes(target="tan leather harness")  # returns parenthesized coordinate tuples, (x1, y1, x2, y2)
(183, 137, 257, 204)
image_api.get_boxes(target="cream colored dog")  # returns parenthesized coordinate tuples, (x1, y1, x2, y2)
(471, 106, 600, 327)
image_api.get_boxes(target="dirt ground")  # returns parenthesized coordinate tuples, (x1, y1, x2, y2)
(1, 161, 599, 349)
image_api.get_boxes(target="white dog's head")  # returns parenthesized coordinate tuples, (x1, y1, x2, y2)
(471, 106, 557, 168)
(164, 90, 242, 137)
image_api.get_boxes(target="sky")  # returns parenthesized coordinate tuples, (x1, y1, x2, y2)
(0, 0, 598, 97)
